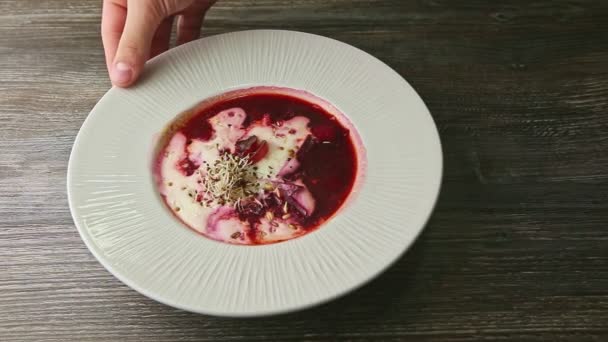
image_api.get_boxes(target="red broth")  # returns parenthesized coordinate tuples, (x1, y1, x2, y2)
(156, 90, 359, 243)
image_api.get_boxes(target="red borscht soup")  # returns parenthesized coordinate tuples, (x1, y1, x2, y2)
(154, 87, 360, 245)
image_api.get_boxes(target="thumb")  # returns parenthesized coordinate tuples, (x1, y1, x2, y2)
(111, 4, 162, 87)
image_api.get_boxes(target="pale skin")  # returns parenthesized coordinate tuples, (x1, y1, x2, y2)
(101, 0, 217, 87)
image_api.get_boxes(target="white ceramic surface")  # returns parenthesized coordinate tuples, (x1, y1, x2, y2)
(67, 30, 442, 317)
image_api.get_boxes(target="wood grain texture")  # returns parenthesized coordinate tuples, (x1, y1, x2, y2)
(1, 0, 607, 340)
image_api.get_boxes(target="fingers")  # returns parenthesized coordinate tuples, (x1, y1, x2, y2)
(176, 11, 205, 45)
(110, 1, 163, 87)
(101, 0, 127, 74)
(176, 1, 214, 46)
(150, 16, 175, 58)
(102, 0, 216, 87)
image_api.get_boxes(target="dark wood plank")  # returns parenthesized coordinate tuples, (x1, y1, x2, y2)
(1, 0, 607, 340)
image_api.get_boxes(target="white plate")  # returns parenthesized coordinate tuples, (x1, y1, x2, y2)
(67, 30, 442, 317)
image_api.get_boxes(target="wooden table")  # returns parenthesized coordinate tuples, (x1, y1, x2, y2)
(2, 0, 607, 340)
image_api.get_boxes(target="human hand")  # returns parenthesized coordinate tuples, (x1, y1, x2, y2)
(102, 0, 216, 87)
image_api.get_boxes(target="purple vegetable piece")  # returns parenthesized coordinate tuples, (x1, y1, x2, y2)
(236, 198, 264, 218)
(296, 135, 316, 161)
(275, 181, 311, 217)
(277, 182, 303, 197)
(286, 196, 308, 216)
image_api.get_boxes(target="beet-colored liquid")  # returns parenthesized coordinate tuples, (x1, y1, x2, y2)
(180, 93, 357, 231)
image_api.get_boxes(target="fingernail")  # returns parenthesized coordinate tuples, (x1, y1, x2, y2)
(112, 62, 132, 85)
